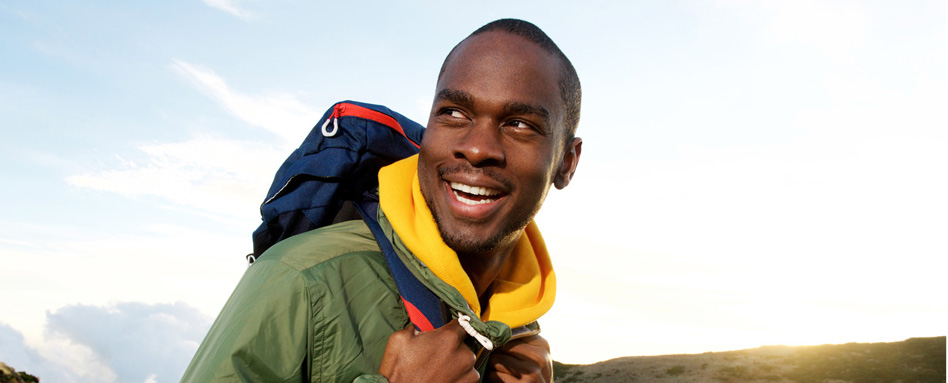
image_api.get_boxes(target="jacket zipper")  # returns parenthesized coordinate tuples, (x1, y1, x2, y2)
(474, 347, 491, 373)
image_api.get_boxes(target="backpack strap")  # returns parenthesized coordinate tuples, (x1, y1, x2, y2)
(355, 197, 448, 332)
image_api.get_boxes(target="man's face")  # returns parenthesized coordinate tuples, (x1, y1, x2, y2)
(417, 31, 577, 257)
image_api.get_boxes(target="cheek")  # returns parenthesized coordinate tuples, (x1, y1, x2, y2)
(418, 129, 450, 160)
(517, 147, 559, 181)
(416, 152, 437, 190)
(417, 129, 447, 166)
(415, 142, 452, 205)
(511, 158, 557, 199)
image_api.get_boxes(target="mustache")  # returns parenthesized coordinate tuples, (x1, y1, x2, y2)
(437, 163, 514, 192)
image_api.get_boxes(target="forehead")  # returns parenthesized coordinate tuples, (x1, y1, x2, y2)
(437, 31, 564, 123)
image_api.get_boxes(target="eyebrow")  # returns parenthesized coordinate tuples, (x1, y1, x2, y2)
(436, 88, 551, 122)
(436, 88, 475, 109)
(504, 101, 550, 121)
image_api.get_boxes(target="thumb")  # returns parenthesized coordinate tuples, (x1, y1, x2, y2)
(437, 317, 470, 342)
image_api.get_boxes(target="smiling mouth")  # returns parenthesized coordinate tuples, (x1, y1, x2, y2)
(450, 181, 502, 205)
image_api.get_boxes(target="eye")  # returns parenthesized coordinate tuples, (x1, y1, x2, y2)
(505, 119, 536, 132)
(436, 107, 468, 120)
(436, 107, 464, 117)
(501, 119, 547, 140)
(435, 107, 471, 127)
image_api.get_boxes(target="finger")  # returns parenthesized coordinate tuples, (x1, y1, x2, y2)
(458, 367, 481, 383)
(437, 318, 470, 342)
(502, 335, 550, 354)
(485, 367, 515, 382)
(495, 345, 542, 364)
(482, 370, 513, 383)
(386, 325, 416, 345)
(498, 338, 551, 365)
(489, 354, 533, 378)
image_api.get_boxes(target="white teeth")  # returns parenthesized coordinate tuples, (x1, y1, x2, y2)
(453, 190, 496, 205)
(449, 182, 499, 197)
(449, 182, 500, 205)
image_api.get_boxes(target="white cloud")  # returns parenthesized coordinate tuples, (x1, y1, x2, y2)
(66, 136, 285, 223)
(201, 0, 254, 20)
(32, 335, 118, 383)
(0, 302, 212, 383)
(0, 323, 52, 379)
(67, 60, 324, 224)
(1, 321, 115, 383)
(0, 221, 247, 356)
(67, 60, 329, 224)
(170, 59, 320, 144)
(44, 302, 212, 383)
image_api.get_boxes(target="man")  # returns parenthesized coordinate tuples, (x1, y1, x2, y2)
(183, 18, 582, 383)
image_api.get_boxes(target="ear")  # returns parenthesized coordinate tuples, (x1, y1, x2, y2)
(553, 137, 582, 190)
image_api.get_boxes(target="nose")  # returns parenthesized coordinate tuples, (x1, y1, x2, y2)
(454, 120, 505, 167)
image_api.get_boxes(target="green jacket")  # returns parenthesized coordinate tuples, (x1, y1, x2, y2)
(182, 211, 534, 382)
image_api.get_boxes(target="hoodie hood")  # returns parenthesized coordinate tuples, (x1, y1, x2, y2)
(378, 155, 556, 328)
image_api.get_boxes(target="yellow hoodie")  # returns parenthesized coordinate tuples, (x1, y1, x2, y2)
(378, 155, 556, 328)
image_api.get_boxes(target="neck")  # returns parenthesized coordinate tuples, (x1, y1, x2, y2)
(458, 246, 514, 303)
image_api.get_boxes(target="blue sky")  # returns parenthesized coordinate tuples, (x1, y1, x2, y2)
(1, 1, 946, 382)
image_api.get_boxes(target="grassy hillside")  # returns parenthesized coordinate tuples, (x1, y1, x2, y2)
(4, 337, 943, 382)
(554, 336, 945, 383)
(0, 362, 38, 383)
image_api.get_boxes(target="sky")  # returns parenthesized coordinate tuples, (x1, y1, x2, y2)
(1, 0, 945, 382)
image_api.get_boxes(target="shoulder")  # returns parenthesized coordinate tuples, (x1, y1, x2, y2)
(248, 220, 396, 306)
(256, 220, 382, 272)
(183, 220, 401, 382)
(248, 221, 407, 381)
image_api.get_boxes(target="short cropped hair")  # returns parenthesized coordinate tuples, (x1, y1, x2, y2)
(439, 19, 582, 143)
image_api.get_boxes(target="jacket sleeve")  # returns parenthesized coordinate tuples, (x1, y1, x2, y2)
(182, 259, 312, 382)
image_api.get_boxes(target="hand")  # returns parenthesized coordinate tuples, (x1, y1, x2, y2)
(484, 334, 552, 383)
(379, 319, 479, 383)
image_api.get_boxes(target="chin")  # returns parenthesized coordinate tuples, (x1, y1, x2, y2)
(436, 220, 529, 258)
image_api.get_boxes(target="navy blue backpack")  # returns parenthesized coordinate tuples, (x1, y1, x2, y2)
(250, 100, 446, 331)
